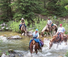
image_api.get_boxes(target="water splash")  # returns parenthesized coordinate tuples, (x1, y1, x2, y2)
(43, 38, 68, 50)
(0, 36, 7, 42)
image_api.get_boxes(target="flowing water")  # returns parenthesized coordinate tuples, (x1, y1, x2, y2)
(0, 31, 68, 57)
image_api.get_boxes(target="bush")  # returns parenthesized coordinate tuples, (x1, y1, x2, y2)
(65, 51, 68, 57)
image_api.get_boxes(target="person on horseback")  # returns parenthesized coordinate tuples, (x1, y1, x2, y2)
(19, 18, 26, 30)
(29, 29, 43, 49)
(47, 18, 54, 31)
(56, 24, 65, 41)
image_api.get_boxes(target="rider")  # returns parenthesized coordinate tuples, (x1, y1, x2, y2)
(56, 24, 65, 41)
(47, 18, 54, 31)
(29, 29, 42, 49)
(19, 18, 26, 30)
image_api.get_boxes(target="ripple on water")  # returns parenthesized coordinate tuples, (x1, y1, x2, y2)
(0, 32, 67, 57)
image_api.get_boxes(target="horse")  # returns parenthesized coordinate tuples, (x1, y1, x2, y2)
(49, 34, 68, 49)
(21, 24, 27, 36)
(41, 24, 57, 37)
(29, 40, 42, 54)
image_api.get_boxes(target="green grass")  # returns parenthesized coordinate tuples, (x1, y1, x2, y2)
(7, 17, 68, 34)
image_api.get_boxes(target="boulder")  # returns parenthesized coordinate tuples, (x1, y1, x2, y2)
(7, 35, 22, 39)
(8, 49, 14, 53)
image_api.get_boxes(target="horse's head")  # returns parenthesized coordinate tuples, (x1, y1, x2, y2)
(21, 24, 28, 36)
(53, 24, 57, 32)
(21, 24, 25, 31)
(32, 40, 35, 45)
(49, 35, 57, 49)
(49, 39, 53, 49)
(30, 40, 40, 54)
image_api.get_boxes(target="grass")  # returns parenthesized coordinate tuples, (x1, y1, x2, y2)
(7, 17, 68, 34)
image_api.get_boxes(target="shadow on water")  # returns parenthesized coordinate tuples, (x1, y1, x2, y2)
(0, 31, 67, 57)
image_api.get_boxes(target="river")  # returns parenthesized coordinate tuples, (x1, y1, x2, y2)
(0, 31, 68, 57)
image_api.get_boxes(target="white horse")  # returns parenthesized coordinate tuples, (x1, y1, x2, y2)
(41, 24, 57, 37)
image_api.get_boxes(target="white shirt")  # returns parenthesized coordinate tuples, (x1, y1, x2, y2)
(47, 20, 52, 25)
(32, 32, 39, 38)
(57, 27, 65, 33)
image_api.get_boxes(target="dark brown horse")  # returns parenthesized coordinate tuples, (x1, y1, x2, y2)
(49, 34, 68, 49)
(29, 40, 41, 54)
(21, 24, 27, 36)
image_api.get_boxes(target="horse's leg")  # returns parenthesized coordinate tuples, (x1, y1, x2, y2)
(35, 49, 37, 54)
(21, 31, 23, 35)
(65, 42, 67, 45)
(24, 31, 25, 36)
(64, 38, 67, 45)
(49, 42, 53, 49)
(30, 48, 33, 54)
(50, 32, 52, 37)
(47, 32, 48, 37)
(64, 40, 67, 45)
(57, 43, 59, 48)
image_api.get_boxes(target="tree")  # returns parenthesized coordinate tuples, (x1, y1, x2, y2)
(11, 0, 41, 26)
(0, 0, 13, 21)
(46, 0, 66, 16)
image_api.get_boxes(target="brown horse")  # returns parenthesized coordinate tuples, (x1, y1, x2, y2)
(49, 34, 68, 49)
(21, 24, 27, 36)
(41, 24, 57, 37)
(29, 40, 41, 54)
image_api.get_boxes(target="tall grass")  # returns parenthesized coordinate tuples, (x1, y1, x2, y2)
(7, 17, 68, 34)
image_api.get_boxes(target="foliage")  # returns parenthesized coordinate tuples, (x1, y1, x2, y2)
(10, 0, 41, 25)
(27, 18, 47, 32)
(0, 20, 3, 24)
(46, 0, 68, 17)
(7, 16, 68, 34)
(0, 0, 68, 22)
(65, 51, 68, 57)
(65, 5, 68, 10)
(7, 19, 28, 32)
(0, 50, 2, 56)
(0, 0, 13, 21)
(8, 21, 20, 32)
